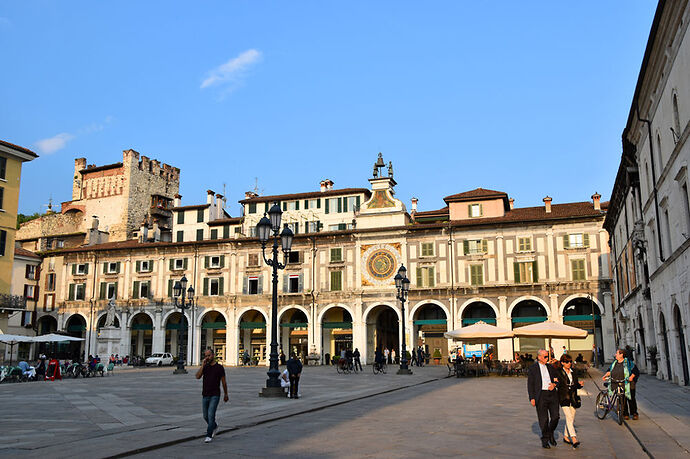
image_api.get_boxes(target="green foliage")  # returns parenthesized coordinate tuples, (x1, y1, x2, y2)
(17, 212, 43, 229)
(433, 349, 442, 359)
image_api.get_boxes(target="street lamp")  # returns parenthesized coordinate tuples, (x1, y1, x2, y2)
(172, 275, 194, 374)
(395, 265, 412, 375)
(257, 203, 294, 397)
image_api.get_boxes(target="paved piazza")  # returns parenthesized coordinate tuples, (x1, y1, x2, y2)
(1, 365, 688, 458)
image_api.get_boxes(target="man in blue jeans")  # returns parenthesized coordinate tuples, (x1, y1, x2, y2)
(195, 349, 228, 443)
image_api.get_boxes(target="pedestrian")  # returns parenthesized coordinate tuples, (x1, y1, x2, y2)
(410, 348, 417, 366)
(592, 345, 597, 366)
(287, 352, 303, 399)
(557, 354, 583, 448)
(417, 346, 424, 367)
(279, 350, 286, 366)
(353, 348, 363, 371)
(602, 348, 639, 420)
(561, 346, 567, 357)
(391, 349, 397, 364)
(345, 348, 354, 369)
(527, 349, 560, 449)
(384, 348, 390, 364)
(195, 349, 228, 443)
(280, 368, 290, 396)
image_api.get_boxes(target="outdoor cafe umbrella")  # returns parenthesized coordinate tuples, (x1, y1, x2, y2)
(31, 334, 85, 343)
(512, 321, 587, 359)
(444, 321, 514, 340)
(0, 334, 34, 366)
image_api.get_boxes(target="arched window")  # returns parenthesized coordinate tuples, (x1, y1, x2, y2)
(673, 93, 681, 140)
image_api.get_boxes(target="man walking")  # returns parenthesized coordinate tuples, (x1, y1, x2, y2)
(353, 348, 363, 371)
(287, 352, 303, 399)
(195, 349, 228, 443)
(527, 349, 560, 449)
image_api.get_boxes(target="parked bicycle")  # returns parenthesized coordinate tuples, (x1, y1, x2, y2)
(595, 378, 627, 425)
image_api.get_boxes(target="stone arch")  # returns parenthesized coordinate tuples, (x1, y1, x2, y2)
(458, 298, 499, 319)
(558, 294, 604, 317)
(235, 307, 269, 327)
(507, 295, 550, 318)
(162, 308, 191, 326)
(127, 310, 155, 329)
(363, 302, 401, 323)
(63, 312, 89, 331)
(410, 299, 450, 321)
(196, 308, 229, 327)
(277, 304, 310, 324)
(36, 314, 58, 335)
(317, 303, 355, 324)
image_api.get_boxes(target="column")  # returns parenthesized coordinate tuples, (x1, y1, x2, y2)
(152, 309, 164, 354)
(496, 235, 505, 283)
(497, 296, 512, 361)
(226, 307, 237, 366)
(546, 229, 556, 279)
(602, 292, 615, 360)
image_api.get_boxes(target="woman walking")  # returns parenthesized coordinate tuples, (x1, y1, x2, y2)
(557, 354, 583, 448)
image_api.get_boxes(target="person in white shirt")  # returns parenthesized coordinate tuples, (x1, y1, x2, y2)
(280, 369, 290, 397)
(527, 349, 560, 449)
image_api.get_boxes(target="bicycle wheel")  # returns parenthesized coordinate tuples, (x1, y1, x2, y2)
(336, 363, 344, 374)
(381, 363, 387, 374)
(595, 391, 609, 419)
(372, 363, 379, 374)
(616, 395, 624, 425)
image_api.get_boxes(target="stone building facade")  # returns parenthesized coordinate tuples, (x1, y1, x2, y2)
(32, 153, 614, 366)
(16, 149, 180, 251)
(605, 0, 690, 386)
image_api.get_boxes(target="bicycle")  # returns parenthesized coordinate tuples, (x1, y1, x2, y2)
(595, 378, 627, 425)
(372, 360, 387, 374)
(336, 359, 351, 374)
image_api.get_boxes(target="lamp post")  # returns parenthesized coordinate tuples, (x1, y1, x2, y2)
(256, 203, 294, 396)
(394, 265, 412, 375)
(172, 275, 195, 374)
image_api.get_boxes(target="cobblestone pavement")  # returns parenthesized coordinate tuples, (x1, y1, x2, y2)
(3, 364, 689, 458)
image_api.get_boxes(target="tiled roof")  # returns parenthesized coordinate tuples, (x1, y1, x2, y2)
(0, 139, 39, 158)
(14, 247, 41, 259)
(171, 204, 210, 211)
(239, 188, 371, 204)
(444, 188, 508, 203)
(80, 162, 123, 174)
(207, 217, 243, 226)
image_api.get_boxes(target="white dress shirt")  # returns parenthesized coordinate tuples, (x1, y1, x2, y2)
(538, 362, 551, 390)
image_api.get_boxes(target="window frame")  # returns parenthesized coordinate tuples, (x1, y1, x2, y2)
(288, 275, 300, 293)
(209, 255, 221, 269)
(248, 277, 259, 295)
(75, 263, 87, 275)
(330, 270, 343, 291)
(106, 262, 119, 274)
(420, 242, 435, 257)
(330, 247, 343, 263)
(470, 264, 484, 286)
(75, 283, 86, 300)
(517, 237, 532, 252)
(571, 259, 586, 281)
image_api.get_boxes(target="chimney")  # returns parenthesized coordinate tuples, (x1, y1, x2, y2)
(207, 190, 215, 205)
(592, 192, 601, 211)
(152, 221, 160, 242)
(216, 193, 225, 219)
(410, 197, 418, 213)
(543, 196, 552, 213)
(174, 194, 182, 207)
(139, 221, 149, 242)
(320, 180, 327, 192)
(91, 215, 99, 230)
(245, 191, 258, 199)
(509, 198, 514, 210)
(325, 179, 334, 190)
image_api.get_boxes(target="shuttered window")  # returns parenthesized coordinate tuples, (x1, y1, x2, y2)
(177, 211, 184, 224)
(330, 248, 343, 263)
(571, 259, 586, 280)
(518, 237, 532, 252)
(514, 261, 538, 283)
(176, 231, 184, 242)
(470, 265, 483, 286)
(421, 242, 434, 257)
(330, 271, 343, 291)
(197, 208, 204, 222)
(416, 266, 435, 287)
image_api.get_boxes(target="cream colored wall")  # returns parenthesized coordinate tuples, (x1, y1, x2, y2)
(448, 198, 505, 220)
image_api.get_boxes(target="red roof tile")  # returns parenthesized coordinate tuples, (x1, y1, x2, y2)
(0, 139, 39, 158)
(444, 188, 508, 203)
(14, 247, 41, 259)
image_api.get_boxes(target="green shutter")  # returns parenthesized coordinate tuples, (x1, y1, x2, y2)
(116, 262, 121, 273)
(563, 235, 570, 249)
(184, 258, 188, 269)
(99, 282, 106, 300)
(304, 199, 309, 209)
(337, 198, 342, 213)
(68, 284, 75, 301)
(169, 259, 174, 270)
(113, 282, 118, 299)
(204, 256, 209, 268)
(416, 267, 423, 286)
(342, 197, 347, 212)
(84, 264, 89, 275)
(428, 267, 435, 287)
(532, 260, 539, 282)
(283, 202, 287, 211)
(317, 199, 321, 209)
(103, 262, 107, 274)
(148, 261, 154, 272)
(295, 200, 300, 210)
(514, 262, 521, 283)
(210, 229, 218, 240)
(467, 204, 472, 216)
(72, 264, 76, 275)
(203, 278, 209, 296)
(197, 208, 204, 222)
(220, 255, 225, 268)
(325, 199, 330, 214)
(356, 196, 360, 209)
(463, 240, 469, 255)
(583, 233, 590, 247)
(132, 281, 140, 299)
(218, 277, 224, 296)
(481, 240, 488, 253)
(177, 211, 184, 224)
(136, 261, 141, 272)
(479, 204, 483, 216)
(223, 225, 229, 239)
(168, 279, 173, 297)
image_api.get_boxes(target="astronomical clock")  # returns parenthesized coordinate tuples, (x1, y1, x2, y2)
(361, 243, 402, 287)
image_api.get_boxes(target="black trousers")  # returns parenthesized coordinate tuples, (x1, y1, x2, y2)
(289, 374, 300, 398)
(536, 390, 560, 441)
(623, 388, 638, 416)
(354, 357, 362, 371)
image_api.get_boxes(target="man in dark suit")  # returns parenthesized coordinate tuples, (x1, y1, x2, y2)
(527, 349, 560, 449)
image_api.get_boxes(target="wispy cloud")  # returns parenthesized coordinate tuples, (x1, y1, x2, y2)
(33, 116, 113, 154)
(200, 49, 262, 94)
(34, 133, 74, 154)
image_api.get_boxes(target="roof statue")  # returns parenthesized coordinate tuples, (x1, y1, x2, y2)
(388, 161, 393, 179)
(373, 152, 386, 178)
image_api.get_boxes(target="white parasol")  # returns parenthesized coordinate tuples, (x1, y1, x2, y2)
(513, 321, 587, 358)
(32, 333, 85, 342)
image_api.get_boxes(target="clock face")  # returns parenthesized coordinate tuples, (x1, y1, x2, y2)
(367, 249, 396, 280)
(361, 244, 401, 286)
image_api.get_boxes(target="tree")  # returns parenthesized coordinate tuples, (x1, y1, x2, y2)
(17, 212, 43, 229)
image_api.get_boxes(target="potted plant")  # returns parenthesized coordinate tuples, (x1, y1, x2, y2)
(331, 355, 340, 366)
(647, 346, 658, 374)
(433, 349, 442, 365)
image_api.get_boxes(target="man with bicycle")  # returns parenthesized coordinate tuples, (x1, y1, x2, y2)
(602, 349, 639, 420)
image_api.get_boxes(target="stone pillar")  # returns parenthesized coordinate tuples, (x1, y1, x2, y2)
(496, 235, 505, 283)
(152, 309, 164, 354)
(546, 230, 556, 279)
(497, 296, 512, 361)
(602, 292, 615, 360)
(226, 307, 237, 366)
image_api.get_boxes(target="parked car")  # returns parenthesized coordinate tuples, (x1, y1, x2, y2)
(145, 353, 174, 366)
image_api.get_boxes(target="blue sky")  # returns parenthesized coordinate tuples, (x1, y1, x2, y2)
(1, 2, 656, 216)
